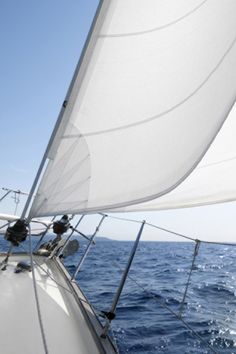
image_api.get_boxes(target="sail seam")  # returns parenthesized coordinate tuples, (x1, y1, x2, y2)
(32, 93, 235, 218)
(81, 34, 236, 137)
(99, 0, 208, 38)
(197, 155, 236, 169)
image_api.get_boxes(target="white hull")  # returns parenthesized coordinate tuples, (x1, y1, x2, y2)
(0, 253, 117, 354)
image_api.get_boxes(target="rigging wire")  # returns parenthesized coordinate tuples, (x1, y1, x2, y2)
(14, 213, 233, 354)
(99, 212, 142, 225)
(0, 221, 11, 231)
(101, 213, 236, 246)
(112, 259, 218, 354)
(98, 213, 236, 353)
(146, 221, 195, 242)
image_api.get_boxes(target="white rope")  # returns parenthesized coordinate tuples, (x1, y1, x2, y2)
(28, 224, 49, 354)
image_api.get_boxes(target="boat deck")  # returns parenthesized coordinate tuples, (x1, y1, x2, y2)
(0, 254, 116, 354)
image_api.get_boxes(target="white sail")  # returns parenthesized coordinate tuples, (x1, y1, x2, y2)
(29, 0, 236, 218)
(117, 103, 236, 212)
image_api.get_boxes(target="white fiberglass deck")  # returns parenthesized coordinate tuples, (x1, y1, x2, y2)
(0, 254, 115, 354)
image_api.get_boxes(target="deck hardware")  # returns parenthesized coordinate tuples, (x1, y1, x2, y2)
(37, 215, 71, 257)
(4, 219, 29, 246)
(58, 214, 85, 257)
(0, 219, 29, 270)
(15, 261, 32, 273)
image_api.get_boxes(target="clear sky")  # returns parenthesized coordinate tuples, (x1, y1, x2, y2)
(1, 1, 236, 242)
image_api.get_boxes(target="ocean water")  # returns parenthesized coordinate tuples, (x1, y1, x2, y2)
(64, 240, 236, 354)
(1, 236, 236, 354)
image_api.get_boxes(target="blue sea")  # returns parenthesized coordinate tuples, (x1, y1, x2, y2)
(1, 236, 236, 354)
(65, 240, 236, 354)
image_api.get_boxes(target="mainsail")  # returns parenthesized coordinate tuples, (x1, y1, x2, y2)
(29, 0, 236, 218)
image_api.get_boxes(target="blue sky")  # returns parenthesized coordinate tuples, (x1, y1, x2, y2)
(0, 1, 99, 192)
(1, 1, 236, 242)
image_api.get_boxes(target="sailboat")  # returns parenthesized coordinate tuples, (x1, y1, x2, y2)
(1, 0, 236, 353)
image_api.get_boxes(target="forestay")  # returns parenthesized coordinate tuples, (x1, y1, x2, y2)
(29, 0, 236, 218)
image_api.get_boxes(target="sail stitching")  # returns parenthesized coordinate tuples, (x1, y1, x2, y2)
(197, 155, 236, 169)
(98, 0, 208, 38)
(43, 160, 90, 198)
(99, 0, 208, 38)
(81, 35, 236, 137)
